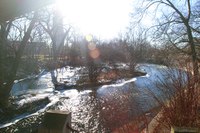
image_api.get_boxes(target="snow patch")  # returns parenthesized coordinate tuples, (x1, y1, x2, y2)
(17, 93, 50, 107)
(100, 77, 137, 89)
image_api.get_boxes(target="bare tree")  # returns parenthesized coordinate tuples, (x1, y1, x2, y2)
(135, 0, 200, 79)
(37, 7, 73, 88)
(38, 7, 71, 63)
(0, 20, 13, 88)
(0, 12, 38, 108)
(85, 36, 101, 83)
(122, 27, 149, 75)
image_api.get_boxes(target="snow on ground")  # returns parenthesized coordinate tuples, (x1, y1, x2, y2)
(0, 66, 82, 128)
(10, 66, 82, 96)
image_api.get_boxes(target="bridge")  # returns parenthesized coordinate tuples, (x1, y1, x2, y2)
(0, 0, 55, 21)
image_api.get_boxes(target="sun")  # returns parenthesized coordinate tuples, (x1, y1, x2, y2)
(55, 0, 132, 40)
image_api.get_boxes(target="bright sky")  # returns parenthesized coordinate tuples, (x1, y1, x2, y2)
(55, 0, 133, 40)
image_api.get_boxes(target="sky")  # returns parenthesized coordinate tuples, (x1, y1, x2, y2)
(55, 0, 133, 40)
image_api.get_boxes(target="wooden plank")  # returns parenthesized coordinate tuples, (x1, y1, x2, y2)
(171, 127, 199, 133)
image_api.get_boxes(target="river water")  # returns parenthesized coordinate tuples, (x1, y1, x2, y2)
(0, 64, 169, 133)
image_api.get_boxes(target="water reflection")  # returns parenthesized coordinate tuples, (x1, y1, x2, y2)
(57, 81, 156, 132)
(98, 82, 153, 132)
(53, 89, 105, 132)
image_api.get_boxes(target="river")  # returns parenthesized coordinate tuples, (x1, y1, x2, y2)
(0, 64, 169, 133)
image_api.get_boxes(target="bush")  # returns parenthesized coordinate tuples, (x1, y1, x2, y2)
(149, 64, 200, 132)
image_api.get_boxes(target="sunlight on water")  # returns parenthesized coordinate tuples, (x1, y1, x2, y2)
(1, 64, 177, 132)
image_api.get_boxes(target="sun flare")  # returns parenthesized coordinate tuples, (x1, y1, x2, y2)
(55, 0, 132, 40)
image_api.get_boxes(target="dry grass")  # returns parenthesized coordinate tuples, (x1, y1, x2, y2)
(148, 64, 200, 132)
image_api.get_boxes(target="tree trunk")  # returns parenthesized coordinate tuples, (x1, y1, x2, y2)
(0, 83, 13, 108)
(185, 22, 199, 80)
(0, 13, 37, 109)
(0, 21, 8, 88)
(0, 21, 11, 109)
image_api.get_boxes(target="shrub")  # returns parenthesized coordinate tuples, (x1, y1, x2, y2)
(148, 64, 200, 132)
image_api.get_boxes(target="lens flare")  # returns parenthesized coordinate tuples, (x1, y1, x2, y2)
(90, 49, 100, 59)
(85, 34, 93, 42)
(88, 42, 96, 51)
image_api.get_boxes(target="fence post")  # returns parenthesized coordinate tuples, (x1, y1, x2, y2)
(38, 110, 71, 133)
